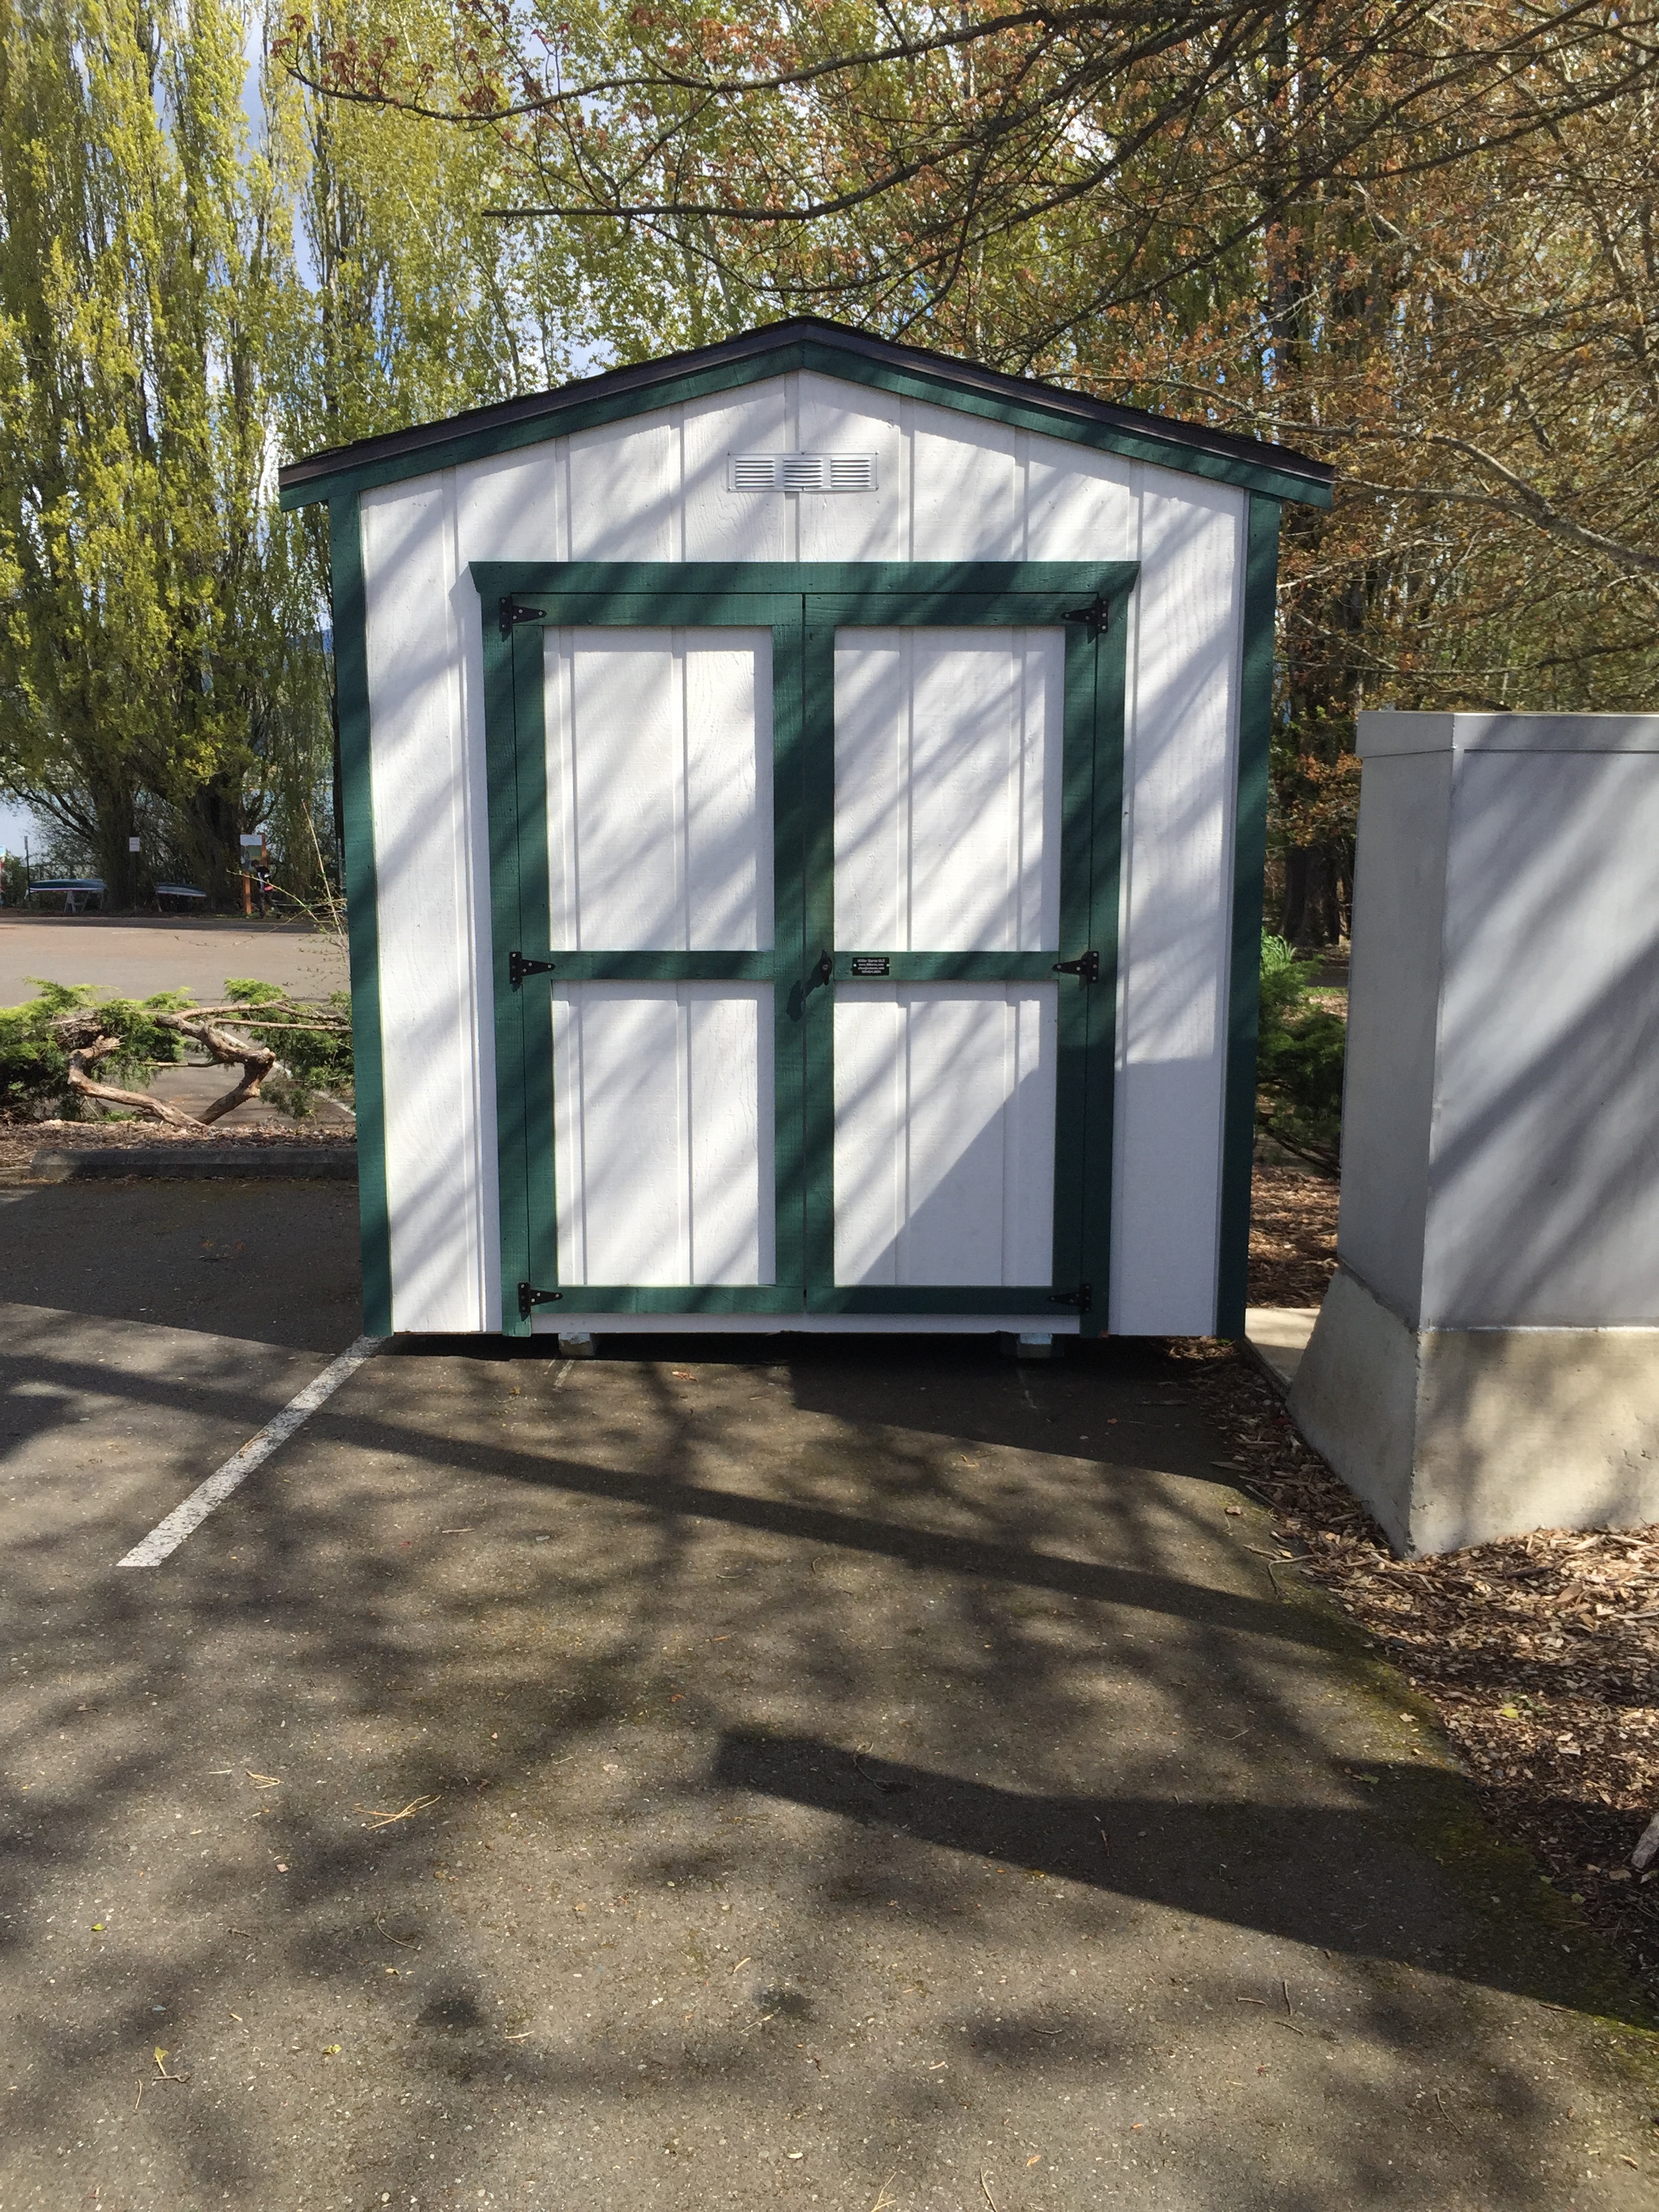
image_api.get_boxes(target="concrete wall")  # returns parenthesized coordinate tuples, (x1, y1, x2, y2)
(1291, 710, 1659, 1552)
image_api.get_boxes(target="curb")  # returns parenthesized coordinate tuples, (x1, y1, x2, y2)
(28, 1144, 358, 1182)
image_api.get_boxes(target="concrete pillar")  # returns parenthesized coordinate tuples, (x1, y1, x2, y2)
(1289, 711, 1659, 1554)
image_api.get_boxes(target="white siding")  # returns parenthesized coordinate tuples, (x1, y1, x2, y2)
(359, 372, 1246, 1333)
(1108, 477, 1245, 1334)
(360, 476, 495, 1334)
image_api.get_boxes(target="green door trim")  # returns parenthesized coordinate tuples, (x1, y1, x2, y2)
(472, 560, 1134, 1336)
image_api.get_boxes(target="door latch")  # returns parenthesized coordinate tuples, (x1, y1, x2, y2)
(1049, 1284, 1092, 1311)
(1061, 594, 1111, 638)
(518, 1281, 564, 1319)
(509, 951, 556, 988)
(1052, 950, 1100, 985)
(499, 596, 548, 640)
(805, 950, 834, 992)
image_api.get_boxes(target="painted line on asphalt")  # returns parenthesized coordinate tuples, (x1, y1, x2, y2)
(118, 1334, 383, 1568)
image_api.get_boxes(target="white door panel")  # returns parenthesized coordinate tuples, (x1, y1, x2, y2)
(833, 984, 1057, 1285)
(553, 983, 775, 1286)
(834, 628, 1063, 951)
(544, 627, 773, 949)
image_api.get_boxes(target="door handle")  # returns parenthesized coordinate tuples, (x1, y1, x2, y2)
(805, 950, 834, 993)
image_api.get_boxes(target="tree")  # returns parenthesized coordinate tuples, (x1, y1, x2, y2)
(0, 0, 318, 905)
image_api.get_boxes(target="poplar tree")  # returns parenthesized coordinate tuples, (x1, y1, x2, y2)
(0, 0, 314, 904)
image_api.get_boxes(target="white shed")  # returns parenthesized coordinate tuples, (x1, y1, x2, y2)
(278, 319, 1332, 1343)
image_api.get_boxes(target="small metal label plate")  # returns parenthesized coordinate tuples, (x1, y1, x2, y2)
(850, 956, 890, 977)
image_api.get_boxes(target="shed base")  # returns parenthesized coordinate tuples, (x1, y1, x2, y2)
(529, 1311, 1083, 1337)
(1289, 1265, 1659, 1555)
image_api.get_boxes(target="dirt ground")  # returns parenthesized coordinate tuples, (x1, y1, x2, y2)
(1246, 1168, 1338, 1308)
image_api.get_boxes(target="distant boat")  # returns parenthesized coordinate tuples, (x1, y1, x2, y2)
(24, 877, 104, 913)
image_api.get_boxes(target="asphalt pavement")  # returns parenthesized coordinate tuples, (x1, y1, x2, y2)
(0, 915, 348, 1006)
(1, 1179, 1656, 2211)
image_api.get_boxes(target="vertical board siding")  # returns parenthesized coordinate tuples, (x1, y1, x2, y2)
(361, 476, 492, 1333)
(544, 628, 773, 950)
(1109, 477, 1246, 1334)
(553, 983, 775, 1285)
(833, 984, 1057, 1284)
(361, 371, 1247, 1333)
(834, 628, 1063, 952)
(682, 386, 794, 561)
(794, 373, 907, 560)
(910, 411, 1021, 561)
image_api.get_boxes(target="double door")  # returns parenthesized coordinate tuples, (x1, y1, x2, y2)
(476, 561, 1132, 1334)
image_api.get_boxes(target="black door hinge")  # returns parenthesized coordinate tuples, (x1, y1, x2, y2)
(1049, 1284, 1092, 1311)
(509, 951, 556, 988)
(499, 595, 547, 640)
(1062, 594, 1111, 637)
(518, 1281, 564, 1319)
(1052, 950, 1100, 985)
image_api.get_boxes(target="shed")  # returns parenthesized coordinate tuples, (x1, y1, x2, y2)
(279, 319, 1333, 1343)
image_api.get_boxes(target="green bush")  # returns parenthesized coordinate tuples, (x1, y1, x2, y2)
(1256, 936, 1346, 1172)
(0, 981, 190, 1120)
(222, 979, 353, 1117)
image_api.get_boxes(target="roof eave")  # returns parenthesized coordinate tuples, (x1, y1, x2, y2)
(278, 319, 1334, 510)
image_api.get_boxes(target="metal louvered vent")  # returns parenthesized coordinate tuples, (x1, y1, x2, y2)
(728, 452, 878, 493)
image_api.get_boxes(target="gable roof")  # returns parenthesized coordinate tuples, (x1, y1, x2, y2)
(278, 315, 1334, 510)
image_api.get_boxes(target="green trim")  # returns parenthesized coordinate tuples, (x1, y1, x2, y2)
(282, 340, 1332, 513)
(472, 560, 1139, 611)
(1079, 596, 1129, 1338)
(771, 598, 808, 1296)
(329, 495, 392, 1336)
(1048, 622, 1097, 1317)
(522, 1286, 806, 1314)
(1214, 497, 1282, 1338)
(800, 607, 837, 1298)
(482, 583, 536, 1332)
(829, 952, 1062, 983)
(514, 951, 777, 981)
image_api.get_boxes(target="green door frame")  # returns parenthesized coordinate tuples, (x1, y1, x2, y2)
(472, 560, 1135, 1336)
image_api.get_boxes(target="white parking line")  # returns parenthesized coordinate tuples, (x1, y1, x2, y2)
(118, 1334, 383, 1568)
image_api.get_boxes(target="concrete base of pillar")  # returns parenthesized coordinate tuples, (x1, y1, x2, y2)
(1288, 1267, 1659, 1555)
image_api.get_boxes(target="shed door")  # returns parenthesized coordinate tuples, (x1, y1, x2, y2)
(481, 567, 1125, 1333)
(817, 624, 1071, 1311)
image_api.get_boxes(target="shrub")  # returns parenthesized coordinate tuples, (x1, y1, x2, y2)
(1256, 936, 1346, 1172)
(222, 979, 353, 1116)
(0, 982, 190, 1120)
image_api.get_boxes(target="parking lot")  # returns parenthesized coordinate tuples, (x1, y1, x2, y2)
(1, 1176, 1654, 2211)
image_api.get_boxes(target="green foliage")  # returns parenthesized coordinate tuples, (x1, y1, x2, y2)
(0, 982, 190, 1120)
(1256, 937, 1346, 1173)
(223, 978, 353, 1117)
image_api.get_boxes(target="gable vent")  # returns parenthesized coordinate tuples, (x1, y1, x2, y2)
(729, 451, 878, 493)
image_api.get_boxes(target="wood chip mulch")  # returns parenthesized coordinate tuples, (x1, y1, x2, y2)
(1248, 1164, 1338, 1307)
(1176, 1340, 1659, 2011)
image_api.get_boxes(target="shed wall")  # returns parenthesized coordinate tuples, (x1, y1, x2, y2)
(357, 369, 1246, 1334)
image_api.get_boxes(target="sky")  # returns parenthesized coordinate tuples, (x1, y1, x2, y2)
(0, 802, 44, 860)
